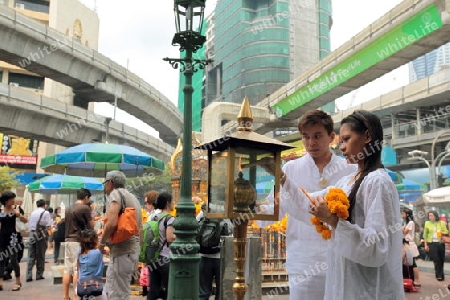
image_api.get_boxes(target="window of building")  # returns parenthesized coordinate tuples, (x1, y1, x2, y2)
(8, 73, 44, 90)
(15, 0, 49, 13)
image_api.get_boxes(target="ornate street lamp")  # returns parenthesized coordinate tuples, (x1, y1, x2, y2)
(196, 97, 293, 300)
(163, 1, 211, 299)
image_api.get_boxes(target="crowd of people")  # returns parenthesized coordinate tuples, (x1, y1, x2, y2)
(0, 108, 449, 299)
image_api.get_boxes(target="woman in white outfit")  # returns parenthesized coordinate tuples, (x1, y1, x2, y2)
(402, 208, 421, 287)
(281, 110, 404, 300)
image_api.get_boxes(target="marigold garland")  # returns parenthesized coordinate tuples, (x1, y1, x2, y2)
(141, 208, 148, 224)
(168, 196, 204, 217)
(264, 214, 287, 234)
(307, 188, 350, 240)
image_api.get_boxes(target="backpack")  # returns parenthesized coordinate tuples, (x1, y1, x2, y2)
(196, 213, 231, 254)
(139, 213, 171, 263)
(53, 218, 66, 243)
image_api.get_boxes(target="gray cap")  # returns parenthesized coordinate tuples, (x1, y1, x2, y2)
(104, 170, 126, 186)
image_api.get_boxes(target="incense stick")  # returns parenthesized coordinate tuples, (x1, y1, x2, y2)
(300, 187, 315, 205)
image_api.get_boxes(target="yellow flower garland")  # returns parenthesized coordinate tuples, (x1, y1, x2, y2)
(168, 197, 204, 217)
(309, 188, 350, 240)
(264, 214, 287, 234)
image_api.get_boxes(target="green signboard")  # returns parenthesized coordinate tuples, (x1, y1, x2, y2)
(273, 4, 443, 118)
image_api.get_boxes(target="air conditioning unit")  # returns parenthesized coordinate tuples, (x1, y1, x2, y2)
(9, 82, 19, 87)
(15, 3, 25, 9)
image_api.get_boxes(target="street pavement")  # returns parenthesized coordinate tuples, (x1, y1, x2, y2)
(1, 256, 450, 299)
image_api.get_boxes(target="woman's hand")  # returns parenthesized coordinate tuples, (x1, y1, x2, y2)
(13, 209, 20, 217)
(309, 196, 339, 229)
(425, 244, 429, 252)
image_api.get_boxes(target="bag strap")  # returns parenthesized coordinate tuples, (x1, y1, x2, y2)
(158, 213, 172, 248)
(37, 210, 46, 227)
(117, 189, 127, 215)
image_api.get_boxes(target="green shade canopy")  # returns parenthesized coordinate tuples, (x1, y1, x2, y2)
(40, 143, 165, 177)
(28, 174, 103, 194)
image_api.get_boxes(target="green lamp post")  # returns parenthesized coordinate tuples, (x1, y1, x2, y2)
(163, 1, 211, 299)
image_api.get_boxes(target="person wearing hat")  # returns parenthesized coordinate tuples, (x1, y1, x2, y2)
(26, 199, 52, 282)
(99, 170, 142, 300)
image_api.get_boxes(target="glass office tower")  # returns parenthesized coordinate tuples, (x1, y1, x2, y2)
(179, 0, 333, 131)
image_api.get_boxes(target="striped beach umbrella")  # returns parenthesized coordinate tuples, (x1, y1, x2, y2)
(40, 143, 165, 177)
(28, 174, 103, 194)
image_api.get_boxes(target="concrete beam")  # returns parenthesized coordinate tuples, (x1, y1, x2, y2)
(0, 5, 182, 146)
(252, 0, 450, 134)
(0, 83, 172, 161)
(277, 68, 450, 145)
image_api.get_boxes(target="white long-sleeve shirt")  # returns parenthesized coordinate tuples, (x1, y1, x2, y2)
(282, 168, 404, 300)
(260, 152, 356, 275)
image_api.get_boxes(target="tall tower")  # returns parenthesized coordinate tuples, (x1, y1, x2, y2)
(203, 0, 332, 108)
(180, 0, 333, 133)
(409, 42, 450, 82)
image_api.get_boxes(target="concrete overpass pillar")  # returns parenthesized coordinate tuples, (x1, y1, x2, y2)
(416, 108, 422, 135)
(391, 114, 396, 140)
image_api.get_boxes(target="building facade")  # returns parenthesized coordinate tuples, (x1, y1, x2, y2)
(409, 42, 450, 82)
(0, 0, 99, 193)
(180, 0, 332, 131)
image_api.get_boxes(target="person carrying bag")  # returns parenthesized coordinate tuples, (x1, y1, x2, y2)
(106, 190, 138, 244)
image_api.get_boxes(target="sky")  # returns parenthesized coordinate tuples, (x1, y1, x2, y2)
(79, 0, 408, 136)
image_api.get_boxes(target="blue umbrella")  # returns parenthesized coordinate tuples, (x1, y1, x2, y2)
(28, 174, 103, 194)
(256, 181, 275, 194)
(12, 172, 48, 185)
(40, 143, 165, 177)
(398, 191, 423, 204)
(396, 179, 422, 191)
(385, 168, 399, 182)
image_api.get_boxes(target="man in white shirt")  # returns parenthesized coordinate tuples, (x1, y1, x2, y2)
(26, 199, 52, 281)
(260, 110, 356, 299)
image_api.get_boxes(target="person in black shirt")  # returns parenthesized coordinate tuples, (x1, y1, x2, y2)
(0, 191, 28, 291)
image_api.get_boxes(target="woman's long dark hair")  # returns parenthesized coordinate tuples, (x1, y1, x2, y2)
(341, 110, 384, 223)
(403, 208, 414, 224)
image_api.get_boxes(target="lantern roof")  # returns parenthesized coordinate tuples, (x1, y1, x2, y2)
(196, 97, 294, 152)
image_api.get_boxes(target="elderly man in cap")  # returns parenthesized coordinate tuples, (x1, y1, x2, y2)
(99, 170, 142, 300)
(26, 199, 52, 282)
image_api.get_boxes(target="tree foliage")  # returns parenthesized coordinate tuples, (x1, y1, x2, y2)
(0, 166, 18, 194)
(126, 166, 172, 205)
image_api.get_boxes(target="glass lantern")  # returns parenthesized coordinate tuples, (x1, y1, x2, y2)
(196, 97, 293, 221)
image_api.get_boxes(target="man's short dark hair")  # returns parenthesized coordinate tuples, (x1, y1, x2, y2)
(77, 188, 92, 200)
(298, 110, 334, 135)
(0, 191, 16, 205)
(36, 199, 46, 207)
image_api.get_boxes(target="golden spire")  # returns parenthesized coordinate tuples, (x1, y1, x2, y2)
(237, 96, 253, 131)
(169, 138, 183, 176)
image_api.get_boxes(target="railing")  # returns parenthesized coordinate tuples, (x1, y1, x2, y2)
(248, 227, 287, 287)
(393, 113, 450, 139)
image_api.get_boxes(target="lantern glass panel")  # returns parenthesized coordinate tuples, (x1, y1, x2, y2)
(234, 147, 277, 217)
(174, 3, 204, 33)
(208, 151, 228, 214)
